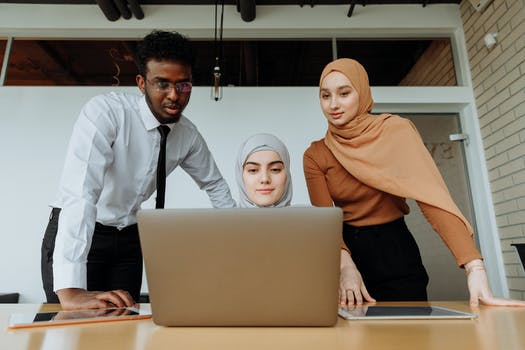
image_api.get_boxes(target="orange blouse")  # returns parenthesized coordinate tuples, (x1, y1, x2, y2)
(304, 139, 481, 266)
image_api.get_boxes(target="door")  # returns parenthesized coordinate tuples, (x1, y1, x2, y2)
(405, 114, 477, 300)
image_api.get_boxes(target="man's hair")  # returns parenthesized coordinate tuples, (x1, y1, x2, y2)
(135, 30, 194, 76)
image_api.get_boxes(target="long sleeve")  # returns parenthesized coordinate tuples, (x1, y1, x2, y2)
(303, 148, 334, 207)
(417, 202, 482, 266)
(304, 145, 350, 252)
(53, 97, 117, 291)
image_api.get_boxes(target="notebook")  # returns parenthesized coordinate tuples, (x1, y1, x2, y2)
(137, 207, 342, 326)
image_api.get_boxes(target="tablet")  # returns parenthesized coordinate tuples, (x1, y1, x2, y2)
(8, 307, 151, 329)
(338, 305, 476, 320)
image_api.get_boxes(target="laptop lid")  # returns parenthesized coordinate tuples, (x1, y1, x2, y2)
(137, 207, 342, 326)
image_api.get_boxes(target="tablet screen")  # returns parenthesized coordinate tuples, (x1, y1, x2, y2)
(338, 305, 476, 320)
(8, 307, 151, 329)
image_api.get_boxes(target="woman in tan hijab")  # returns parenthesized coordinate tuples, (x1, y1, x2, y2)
(304, 58, 525, 306)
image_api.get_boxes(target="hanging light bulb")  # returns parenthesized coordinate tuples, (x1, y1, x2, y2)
(211, 57, 222, 101)
(211, 0, 225, 102)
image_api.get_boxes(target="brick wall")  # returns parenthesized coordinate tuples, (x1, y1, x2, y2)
(460, 0, 525, 299)
(400, 40, 457, 86)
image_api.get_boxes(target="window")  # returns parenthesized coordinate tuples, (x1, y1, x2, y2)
(4, 37, 456, 86)
(192, 39, 333, 86)
(6, 39, 138, 86)
(337, 39, 457, 86)
(0, 38, 7, 79)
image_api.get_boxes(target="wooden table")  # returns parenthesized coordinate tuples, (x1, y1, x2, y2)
(1, 302, 524, 350)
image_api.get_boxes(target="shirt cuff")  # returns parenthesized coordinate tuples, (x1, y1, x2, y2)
(53, 262, 87, 292)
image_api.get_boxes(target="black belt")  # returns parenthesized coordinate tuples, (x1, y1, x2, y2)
(52, 207, 136, 233)
(343, 216, 406, 234)
(94, 222, 138, 233)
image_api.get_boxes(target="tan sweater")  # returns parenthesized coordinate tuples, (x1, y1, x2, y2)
(304, 139, 481, 266)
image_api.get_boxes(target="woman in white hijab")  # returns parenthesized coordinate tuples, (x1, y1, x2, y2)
(236, 133, 293, 208)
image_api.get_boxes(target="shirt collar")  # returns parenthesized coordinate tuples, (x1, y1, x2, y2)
(138, 95, 176, 132)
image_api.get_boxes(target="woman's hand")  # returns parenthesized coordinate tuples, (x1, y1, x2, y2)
(339, 250, 376, 305)
(466, 259, 525, 307)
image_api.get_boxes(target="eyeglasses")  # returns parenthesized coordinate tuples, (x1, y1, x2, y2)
(147, 79, 193, 94)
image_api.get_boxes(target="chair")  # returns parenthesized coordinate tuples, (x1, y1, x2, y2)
(139, 293, 149, 303)
(511, 243, 525, 274)
(0, 293, 19, 303)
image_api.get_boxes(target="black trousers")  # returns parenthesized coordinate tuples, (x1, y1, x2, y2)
(343, 217, 429, 301)
(41, 208, 143, 303)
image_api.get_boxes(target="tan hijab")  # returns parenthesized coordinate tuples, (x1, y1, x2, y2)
(321, 58, 473, 235)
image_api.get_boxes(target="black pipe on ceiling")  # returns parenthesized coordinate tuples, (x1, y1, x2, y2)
(96, 0, 144, 21)
(96, 0, 121, 21)
(113, 0, 132, 19)
(128, 0, 145, 19)
(239, 0, 256, 22)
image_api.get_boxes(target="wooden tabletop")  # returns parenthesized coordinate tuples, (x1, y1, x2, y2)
(2, 301, 524, 350)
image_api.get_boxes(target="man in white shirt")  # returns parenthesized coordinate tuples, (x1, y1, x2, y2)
(41, 30, 235, 309)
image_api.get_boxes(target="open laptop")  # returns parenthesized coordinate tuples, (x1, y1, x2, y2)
(137, 207, 342, 327)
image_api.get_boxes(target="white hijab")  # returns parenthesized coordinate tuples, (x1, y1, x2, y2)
(235, 133, 293, 208)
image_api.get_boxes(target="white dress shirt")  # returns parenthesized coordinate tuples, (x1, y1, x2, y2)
(51, 91, 235, 291)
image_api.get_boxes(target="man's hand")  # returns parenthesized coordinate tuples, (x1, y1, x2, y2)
(53, 307, 131, 320)
(56, 288, 136, 310)
(466, 259, 525, 307)
(339, 250, 376, 305)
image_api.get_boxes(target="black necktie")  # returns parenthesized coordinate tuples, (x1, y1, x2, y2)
(156, 125, 170, 209)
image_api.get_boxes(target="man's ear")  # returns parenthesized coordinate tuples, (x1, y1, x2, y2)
(136, 74, 146, 94)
